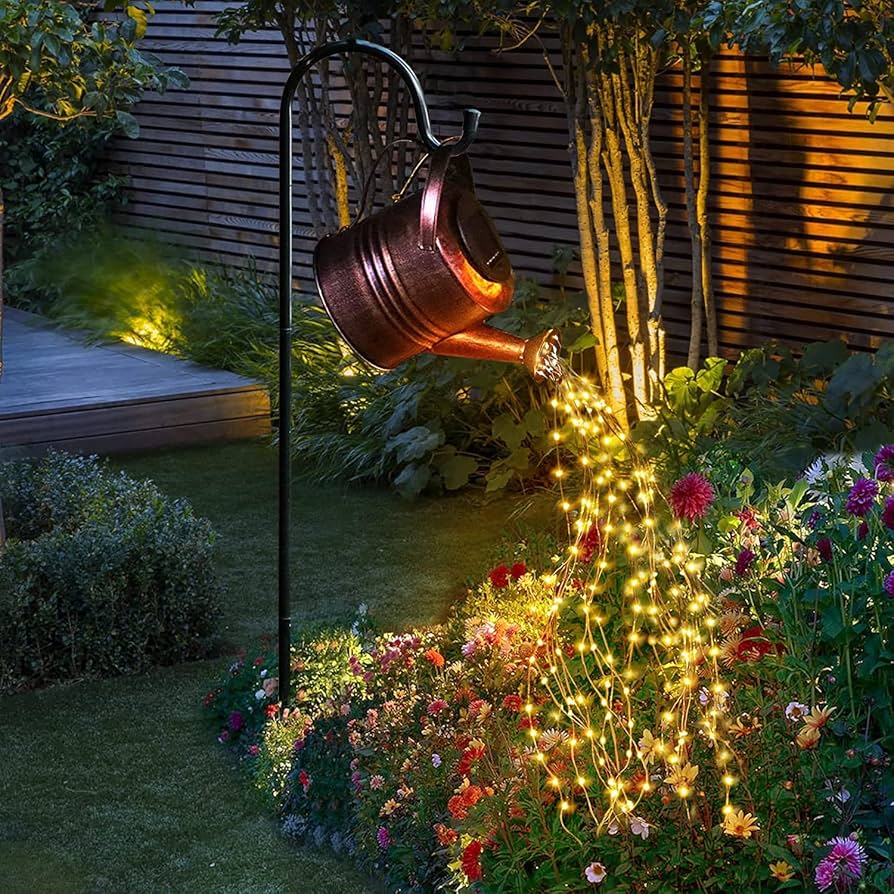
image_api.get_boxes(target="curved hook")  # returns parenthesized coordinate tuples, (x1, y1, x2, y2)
(279, 38, 480, 155)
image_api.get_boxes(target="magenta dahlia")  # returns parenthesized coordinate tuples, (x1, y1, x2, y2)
(882, 495, 894, 530)
(846, 478, 878, 517)
(668, 473, 715, 522)
(874, 444, 894, 481)
(735, 548, 755, 577)
(377, 825, 390, 850)
(814, 836, 867, 892)
(885, 570, 894, 598)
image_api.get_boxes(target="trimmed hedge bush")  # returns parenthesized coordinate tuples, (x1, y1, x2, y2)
(0, 451, 221, 692)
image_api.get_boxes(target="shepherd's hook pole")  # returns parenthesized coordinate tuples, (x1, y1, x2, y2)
(277, 38, 479, 705)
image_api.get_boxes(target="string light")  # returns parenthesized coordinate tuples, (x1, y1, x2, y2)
(523, 369, 735, 836)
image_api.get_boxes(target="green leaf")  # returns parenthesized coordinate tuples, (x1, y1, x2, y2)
(115, 110, 140, 139)
(492, 412, 525, 450)
(437, 453, 477, 491)
(386, 425, 443, 464)
(393, 463, 430, 499)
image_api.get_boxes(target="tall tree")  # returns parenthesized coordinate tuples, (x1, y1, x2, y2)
(0, 0, 182, 546)
(212, 1, 424, 235)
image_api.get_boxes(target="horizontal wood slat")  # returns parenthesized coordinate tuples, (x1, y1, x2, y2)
(107, 3, 894, 358)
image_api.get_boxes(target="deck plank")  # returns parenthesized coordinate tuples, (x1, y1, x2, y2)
(0, 309, 272, 457)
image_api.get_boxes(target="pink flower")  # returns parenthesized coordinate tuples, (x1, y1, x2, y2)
(585, 861, 607, 884)
(427, 699, 449, 716)
(814, 836, 867, 891)
(874, 444, 894, 481)
(846, 478, 878, 517)
(377, 825, 390, 850)
(885, 570, 894, 597)
(669, 473, 715, 522)
(370, 774, 384, 790)
(882, 496, 894, 530)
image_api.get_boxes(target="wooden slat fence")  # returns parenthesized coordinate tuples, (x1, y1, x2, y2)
(108, 0, 894, 359)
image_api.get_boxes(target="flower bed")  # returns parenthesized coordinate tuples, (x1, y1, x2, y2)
(209, 379, 893, 892)
(0, 451, 221, 691)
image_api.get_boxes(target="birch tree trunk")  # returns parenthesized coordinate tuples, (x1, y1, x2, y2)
(697, 62, 718, 356)
(683, 50, 705, 369)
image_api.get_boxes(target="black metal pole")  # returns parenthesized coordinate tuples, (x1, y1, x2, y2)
(277, 39, 479, 706)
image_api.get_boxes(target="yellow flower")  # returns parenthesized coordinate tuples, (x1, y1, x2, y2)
(637, 729, 664, 764)
(769, 861, 795, 882)
(665, 762, 699, 795)
(722, 808, 760, 839)
(796, 724, 821, 750)
(379, 798, 400, 817)
(804, 705, 835, 730)
(728, 713, 762, 739)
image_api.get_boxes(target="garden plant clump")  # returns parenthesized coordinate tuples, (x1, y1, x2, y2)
(0, 451, 221, 692)
(209, 371, 893, 893)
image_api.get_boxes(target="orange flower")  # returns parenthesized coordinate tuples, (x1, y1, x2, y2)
(804, 705, 835, 730)
(434, 823, 457, 846)
(796, 725, 821, 750)
(423, 648, 445, 669)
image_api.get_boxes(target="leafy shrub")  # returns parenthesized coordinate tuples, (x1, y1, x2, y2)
(19, 229, 594, 495)
(0, 451, 221, 692)
(0, 113, 127, 273)
(634, 341, 894, 486)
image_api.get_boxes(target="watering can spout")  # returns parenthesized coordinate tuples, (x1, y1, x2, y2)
(429, 324, 564, 383)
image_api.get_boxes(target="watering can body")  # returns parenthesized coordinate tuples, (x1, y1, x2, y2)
(314, 149, 561, 381)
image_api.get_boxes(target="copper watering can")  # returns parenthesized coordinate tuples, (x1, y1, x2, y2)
(313, 138, 562, 384)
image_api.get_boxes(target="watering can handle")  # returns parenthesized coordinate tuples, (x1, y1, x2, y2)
(419, 145, 474, 252)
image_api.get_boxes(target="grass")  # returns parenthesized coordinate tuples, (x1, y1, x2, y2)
(0, 440, 548, 893)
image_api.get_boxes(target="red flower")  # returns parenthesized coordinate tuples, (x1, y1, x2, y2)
(298, 769, 311, 792)
(203, 690, 216, 707)
(434, 823, 458, 846)
(736, 508, 760, 531)
(458, 745, 486, 776)
(265, 702, 280, 719)
(737, 626, 784, 661)
(669, 473, 715, 521)
(578, 523, 603, 563)
(817, 537, 833, 562)
(502, 694, 523, 712)
(423, 648, 445, 669)
(510, 561, 527, 580)
(489, 565, 511, 588)
(462, 840, 484, 881)
(427, 699, 449, 716)
(735, 548, 755, 577)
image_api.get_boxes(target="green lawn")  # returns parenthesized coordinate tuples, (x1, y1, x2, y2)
(0, 441, 545, 893)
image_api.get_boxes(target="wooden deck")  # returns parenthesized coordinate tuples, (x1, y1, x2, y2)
(0, 309, 271, 458)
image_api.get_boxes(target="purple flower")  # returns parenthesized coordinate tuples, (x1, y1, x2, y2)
(885, 570, 894, 598)
(874, 444, 894, 481)
(817, 537, 833, 563)
(882, 496, 894, 530)
(814, 836, 867, 891)
(377, 825, 390, 850)
(228, 710, 244, 733)
(735, 548, 755, 577)
(846, 478, 878, 517)
(857, 520, 869, 540)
